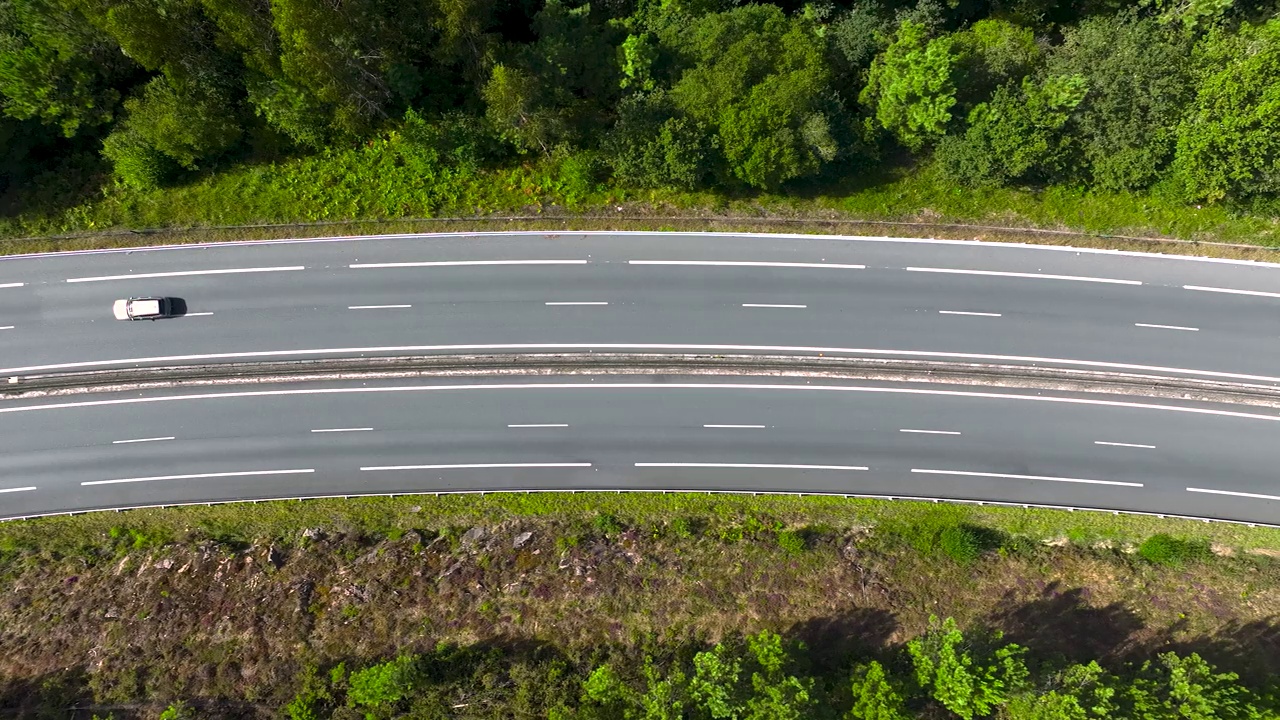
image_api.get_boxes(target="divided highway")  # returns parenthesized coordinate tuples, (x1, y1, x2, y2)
(2, 231, 1279, 523)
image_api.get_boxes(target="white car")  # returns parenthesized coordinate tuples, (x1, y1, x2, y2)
(112, 297, 173, 320)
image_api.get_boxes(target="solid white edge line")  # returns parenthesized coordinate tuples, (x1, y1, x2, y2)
(83, 468, 315, 486)
(111, 436, 175, 444)
(9, 343, 1280, 385)
(900, 429, 962, 435)
(907, 267, 1141, 285)
(1094, 441, 1156, 449)
(16, 229, 1280, 271)
(507, 424, 569, 428)
(912, 468, 1142, 487)
(350, 260, 589, 268)
(66, 266, 305, 283)
(347, 304, 412, 309)
(9, 381, 1280, 424)
(703, 424, 767, 428)
(1184, 285, 1280, 299)
(311, 427, 373, 433)
(0, 486, 36, 494)
(636, 463, 868, 470)
(742, 304, 807, 308)
(939, 311, 1002, 317)
(362, 463, 591, 470)
(184, 312, 214, 317)
(1135, 323, 1198, 332)
(544, 301, 608, 306)
(0, 283, 22, 289)
(628, 260, 866, 269)
(1187, 487, 1280, 501)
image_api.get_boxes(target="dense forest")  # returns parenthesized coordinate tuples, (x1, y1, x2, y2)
(1, 0, 1278, 215)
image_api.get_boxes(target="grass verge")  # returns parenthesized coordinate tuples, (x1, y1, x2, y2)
(2, 143, 1279, 259)
(1, 492, 1278, 716)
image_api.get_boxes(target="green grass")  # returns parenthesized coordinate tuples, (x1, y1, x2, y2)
(2, 493, 1277, 567)
(2, 133, 1279, 254)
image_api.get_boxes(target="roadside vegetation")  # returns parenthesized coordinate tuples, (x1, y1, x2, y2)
(3, 0, 1280, 246)
(2, 493, 1279, 718)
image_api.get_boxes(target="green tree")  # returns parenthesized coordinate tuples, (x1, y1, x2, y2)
(482, 62, 566, 155)
(346, 655, 422, 717)
(847, 661, 909, 720)
(0, 0, 127, 136)
(1046, 11, 1194, 191)
(1171, 18, 1280, 203)
(664, 4, 839, 189)
(908, 615, 1029, 719)
(1122, 652, 1267, 720)
(118, 74, 242, 168)
(860, 19, 958, 150)
(605, 91, 716, 189)
(935, 72, 1087, 187)
(1002, 662, 1119, 719)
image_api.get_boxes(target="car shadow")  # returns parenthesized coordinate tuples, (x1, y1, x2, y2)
(168, 297, 188, 317)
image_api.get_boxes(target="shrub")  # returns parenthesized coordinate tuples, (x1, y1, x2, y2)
(1138, 533, 1211, 566)
(346, 655, 421, 711)
(939, 525, 983, 564)
(776, 529, 807, 555)
(101, 125, 176, 190)
(594, 513, 624, 535)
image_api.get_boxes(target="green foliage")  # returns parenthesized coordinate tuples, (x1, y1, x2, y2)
(594, 512, 624, 535)
(1003, 661, 1119, 719)
(1124, 652, 1266, 719)
(860, 20, 958, 150)
(483, 63, 565, 155)
(1172, 18, 1280, 203)
(605, 91, 716, 189)
(776, 529, 806, 555)
(1138, 533, 1212, 567)
(847, 661, 908, 720)
(157, 701, 193, 720)
(939, 524, 982, 564)
(936, 73, 1087, 187)
(619, 32, 658, 91)
(100, 124, 176, 189)
(1047, 12, 1194, 191)
(908, 615, 1029, 719)
(118, 76, 243, 170)
(828, 1, 892, 71)
(346, 655, 421, 714)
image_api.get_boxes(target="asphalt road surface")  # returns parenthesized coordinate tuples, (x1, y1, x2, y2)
(2, 231, 1279, 522)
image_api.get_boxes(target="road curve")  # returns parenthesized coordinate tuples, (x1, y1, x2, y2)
(2, 231, 1280, 523)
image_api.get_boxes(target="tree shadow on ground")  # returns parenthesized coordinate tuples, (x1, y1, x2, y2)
(984, 580, 1146, 664)
(786, 607, 900, 672)
(1124, 617, 1280, 687)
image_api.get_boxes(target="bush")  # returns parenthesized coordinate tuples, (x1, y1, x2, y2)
(100, 125, 177, 190)
(594, 512, 624, 535)
(776, 529, 807, 555)
(347, 655, 421, 711)
(939, 525, 983, 564)
(1138, 533, 1212, 566)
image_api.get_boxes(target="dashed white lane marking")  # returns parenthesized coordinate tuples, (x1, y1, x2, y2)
(0, 326, 12, 330)
(350, 260, 588, 269)
(703, 424, 766, 429)
(906, 267, 1142, 285)
(1095, 441, 1156, 449)
(742, 304, 807, 309)
(1187, 487, 1280, 501)
(362, 463, 591, 471)
(311, 427, 373, 433)
(112, 436, 175, 444)
(939, 311, 1002, 317)
(545, 301, 608, 306)
(636, 462, 868, 470)
(83, 468, 315, 486)
(911, 468, 1142, 487)
(628, 260, 865, 270)
(348, 304, 411, 309)
(6, 382, 1280, 424)
(66, 266, 304, 283)
(1184, 285, 1280, 299)
(507, 423, 569, 428)
(1135, 323, 1198, 332)
(0, 486, 36, 493)
(0, 282, 23, 289)
(900, 429, 961, 435)
(184, 312, 214, 317)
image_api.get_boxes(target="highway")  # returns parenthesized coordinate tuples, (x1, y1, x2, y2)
(1, 231, 1279, 522)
